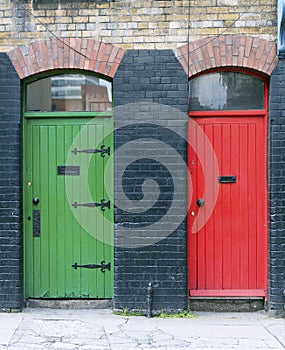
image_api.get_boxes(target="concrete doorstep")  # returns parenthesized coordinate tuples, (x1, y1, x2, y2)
(25, 299, 113, 310)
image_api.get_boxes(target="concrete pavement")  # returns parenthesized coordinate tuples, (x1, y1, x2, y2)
(0, 308, 284, 349)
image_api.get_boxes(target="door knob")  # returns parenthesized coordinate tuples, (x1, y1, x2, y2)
(33, 197, 40, 205)
(197, 198, 205, 207)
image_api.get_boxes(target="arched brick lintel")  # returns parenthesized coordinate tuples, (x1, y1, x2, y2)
(176, 35, 278, 77)
(8, 38, 125, 79)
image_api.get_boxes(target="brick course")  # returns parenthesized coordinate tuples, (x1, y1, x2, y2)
(269, 60, 285, 313)
(0, 53, 22, 311)
(0, 0, 277, 52)
(113, 50, 188, 312)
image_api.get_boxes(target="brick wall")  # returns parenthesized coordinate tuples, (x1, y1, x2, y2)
(0, 0, 277, 52)
(0, 0, 282, 313)
(0, 53, 22, 311)
(269, 60, 285, 314)
(113, 50, 189, 312)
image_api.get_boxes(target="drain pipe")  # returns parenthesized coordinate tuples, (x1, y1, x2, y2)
(146, 281, 153, 318)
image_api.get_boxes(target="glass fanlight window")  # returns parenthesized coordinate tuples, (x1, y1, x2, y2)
(26, 73, 112, 112)
(189, 71, 265, 111)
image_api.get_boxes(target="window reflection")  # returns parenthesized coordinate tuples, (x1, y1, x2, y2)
(26, 74, 112, 112)
(189, 72, 264, 111)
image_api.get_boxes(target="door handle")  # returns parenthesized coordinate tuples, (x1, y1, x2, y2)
(197, 198, 205, 207)
(33, 197, 40, 205)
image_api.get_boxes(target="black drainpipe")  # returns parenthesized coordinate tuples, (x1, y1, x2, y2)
(146, 282, 153, 318)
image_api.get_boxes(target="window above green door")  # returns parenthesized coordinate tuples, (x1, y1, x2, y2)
(26, 73, 112, 113)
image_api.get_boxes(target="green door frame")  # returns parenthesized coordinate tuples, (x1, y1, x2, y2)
(22, 70, 114, 299)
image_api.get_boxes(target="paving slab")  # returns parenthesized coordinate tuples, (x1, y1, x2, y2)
(0, 309, 283, 349)
(0, 314, 23, 347)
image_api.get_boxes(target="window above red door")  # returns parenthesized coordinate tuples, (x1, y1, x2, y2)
(188, 70, 267, 114)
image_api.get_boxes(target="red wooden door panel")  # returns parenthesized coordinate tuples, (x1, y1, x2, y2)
(188, 116, 267, 297)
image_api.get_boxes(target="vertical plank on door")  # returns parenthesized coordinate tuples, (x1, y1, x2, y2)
(212, 124, 223, 290)
(221, 123, 232, 290)
(39, 125, 50, 297)
(230, 123, 240, 289)
(239, 124, 249, 290)
(103, 118, 114, 297)
(56, 125, 66, 297)
(48, 126, 58, 297)
(188, 121, 198, 291)
(255, 120, 267, 290)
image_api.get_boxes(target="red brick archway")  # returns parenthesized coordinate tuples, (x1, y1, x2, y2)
(177, 35, 278, 77)
(8, 38, 124, 79)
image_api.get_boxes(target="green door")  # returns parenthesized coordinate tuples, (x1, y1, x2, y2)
(24, 117, 113, 298)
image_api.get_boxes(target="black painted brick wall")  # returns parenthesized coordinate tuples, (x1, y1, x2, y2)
(269, 59, 285, 313)
(0, 53, 22, 310)
(113, 50, 188, 312)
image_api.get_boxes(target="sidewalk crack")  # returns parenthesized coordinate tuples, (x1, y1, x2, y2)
(262, 324, 285, 348)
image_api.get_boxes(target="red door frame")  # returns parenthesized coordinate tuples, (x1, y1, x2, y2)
(187, 69, 268, 299)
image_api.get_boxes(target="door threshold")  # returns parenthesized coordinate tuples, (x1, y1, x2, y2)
(25, 299, 113, 310)
(190, 296, 264, 300)
(189, 297, 265, 312)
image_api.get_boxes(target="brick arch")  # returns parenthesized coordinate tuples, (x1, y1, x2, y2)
(176, 35, 278, 77)
(8, 38, 125, 79)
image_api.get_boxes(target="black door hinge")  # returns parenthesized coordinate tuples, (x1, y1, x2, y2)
(71, 145, 110, 157)
(72, 199, 110, 211)
(72, 261, 111, 273)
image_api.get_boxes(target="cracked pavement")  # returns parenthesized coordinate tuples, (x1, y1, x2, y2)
(0, 309, 284, 349)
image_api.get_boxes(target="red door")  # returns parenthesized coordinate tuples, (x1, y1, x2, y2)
(188, 114, 267, 297)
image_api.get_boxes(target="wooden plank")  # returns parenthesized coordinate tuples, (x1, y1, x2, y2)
(102, 118, 114, 298)
(230, 123, 240, 289)
(221, 123, 232, 290)
(197, 124, 206, 290)
(25, 123, 36, 297)
(71, 124, 82, 297)
(32, 125, 40, 296)
(83, 123, 99, 298)
(39, 125, 50, 297)
(64, 124, 77, 297)
(56, 125, 66, 297)
(248, 123, 258, 290)
(188, 110, 266, 118)
(212, 124, 223, 290)
(81, 123, 96, 298)
(189, 289, 267, 297)
(204, 124, 215, 290)
(255, 120, 267, 289)
(48, 126, 58, 297)
(239, 123, 249, 290)
(188, 120, 198, 290)
(32, 125, 41, 296)
(95, 123, 106, 298)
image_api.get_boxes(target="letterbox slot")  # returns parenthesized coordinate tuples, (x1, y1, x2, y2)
(218, 176, 236, 184)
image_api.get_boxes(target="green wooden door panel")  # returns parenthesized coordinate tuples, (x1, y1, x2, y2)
(24, 118, 114, 299)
